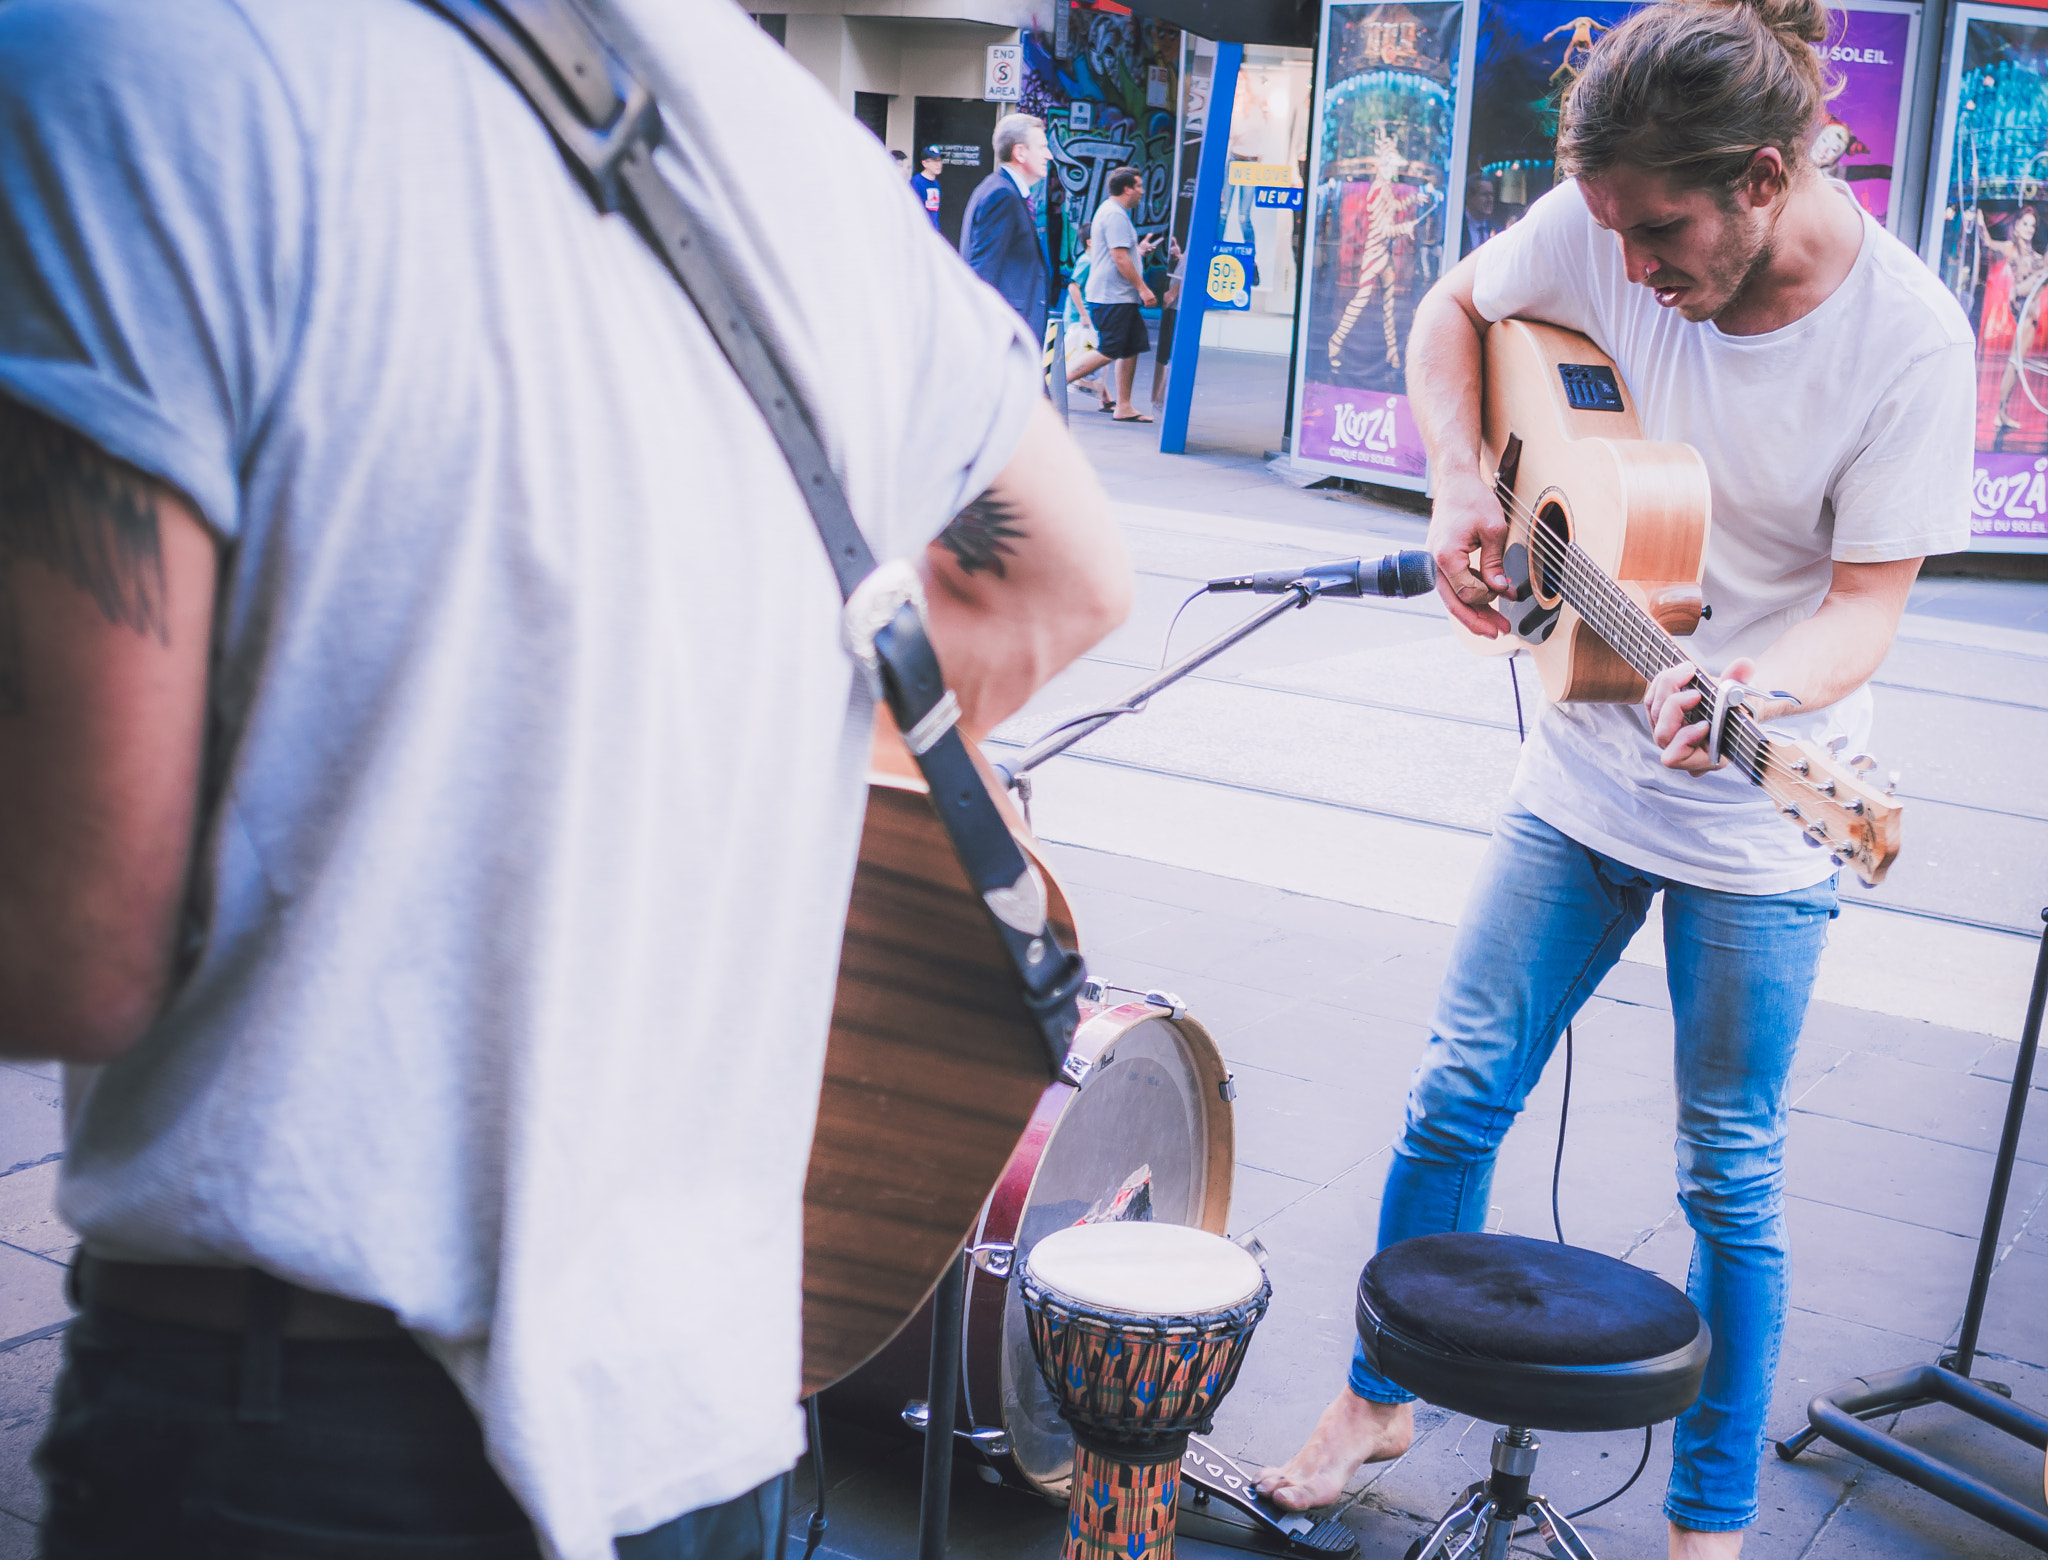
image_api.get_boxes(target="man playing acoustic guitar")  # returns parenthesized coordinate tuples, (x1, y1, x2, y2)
(1257, 1, 1972, 1554)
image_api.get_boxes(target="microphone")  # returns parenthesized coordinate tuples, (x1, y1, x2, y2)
(1205, 549, 1436, 599)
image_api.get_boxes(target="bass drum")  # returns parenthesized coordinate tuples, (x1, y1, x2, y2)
(825, 993, 1235, 1501)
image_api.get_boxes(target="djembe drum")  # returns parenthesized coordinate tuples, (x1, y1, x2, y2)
(1022, 1221, 1270, 1560)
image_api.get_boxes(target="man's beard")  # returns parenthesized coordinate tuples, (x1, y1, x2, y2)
(1683, 212, 1775, 323)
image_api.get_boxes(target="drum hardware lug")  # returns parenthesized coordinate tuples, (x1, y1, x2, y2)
(1233, 1233, 1269, 1267)
(1219, 1073, 1237, 1103)
(968, 1241, 1016, 1278)
(1145, 989, 1187, 1018)
(1080, 978, 1106, 1003)
(1059, 1051, 1092, 1087)
(900, 1402, 1012, 1457)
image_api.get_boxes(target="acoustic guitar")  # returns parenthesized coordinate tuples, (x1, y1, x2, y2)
(801, 713, 1080, 1396)
(1464, 318, 1902, 887)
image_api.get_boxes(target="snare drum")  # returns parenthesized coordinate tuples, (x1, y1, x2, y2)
(1023, 1222, 1270, 1560)
(826, 994, 1235, 1499)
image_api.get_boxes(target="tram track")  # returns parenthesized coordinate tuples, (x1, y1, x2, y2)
(988, 734, 2042, 942)
(1057, 646, 2048, 829)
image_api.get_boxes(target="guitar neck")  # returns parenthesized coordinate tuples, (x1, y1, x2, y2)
(1548, 540, 1770, 785)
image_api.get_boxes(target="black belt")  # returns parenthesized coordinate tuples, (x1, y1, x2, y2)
(72, 1254, 404, 1341)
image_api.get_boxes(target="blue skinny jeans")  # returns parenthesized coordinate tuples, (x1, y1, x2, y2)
(1347, 808, 1835, 1532)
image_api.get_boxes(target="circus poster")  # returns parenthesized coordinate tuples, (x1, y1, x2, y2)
(1290, 0, 1466, 489)
(1930, 3, 2048, 550)
(1457, 0, 1913, 248)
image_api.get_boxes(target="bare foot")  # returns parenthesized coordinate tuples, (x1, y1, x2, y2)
(1253, 1389, 1414, 1511)
(1669, 1521, 1743, 1559)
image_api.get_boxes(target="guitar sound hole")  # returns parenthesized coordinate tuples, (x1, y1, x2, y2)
(1534, 500, 1570, 600)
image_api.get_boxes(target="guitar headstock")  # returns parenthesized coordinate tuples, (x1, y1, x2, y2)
(1756, 736, 1902, 887)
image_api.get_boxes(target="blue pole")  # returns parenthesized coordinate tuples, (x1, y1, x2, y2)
(1158, 41, 1242, 456)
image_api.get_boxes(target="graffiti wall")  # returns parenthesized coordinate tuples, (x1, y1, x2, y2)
(1289, 0, 1465, 488)
(1022, 13, 1181, 279)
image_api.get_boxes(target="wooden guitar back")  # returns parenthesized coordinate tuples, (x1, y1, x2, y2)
(801, 723, 1079, 1397)
(1474, 319, 1712, 702)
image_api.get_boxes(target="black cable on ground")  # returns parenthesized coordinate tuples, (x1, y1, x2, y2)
(1514, 1423, 1655, 1536)
(1552, 1024, 1573, 1246)
(1507, 654, 1643, 1532)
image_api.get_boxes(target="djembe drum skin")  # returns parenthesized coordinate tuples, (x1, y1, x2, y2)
(1023, 1223, 1270, 1560)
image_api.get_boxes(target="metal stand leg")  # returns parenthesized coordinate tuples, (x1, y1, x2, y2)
(1524, 1496, 1598, 1560)
(1776, 908, 2048, 1552)
(1407, 1481, 1488, 1560)
(916, 1250, 968, 1560)
(1408, 1430, 1601, 1560)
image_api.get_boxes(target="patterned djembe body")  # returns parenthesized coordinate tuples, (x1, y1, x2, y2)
(1021, 1224, 1271, 1560)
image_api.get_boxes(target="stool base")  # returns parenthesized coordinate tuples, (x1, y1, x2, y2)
(1407, 1429, 1598, 1560)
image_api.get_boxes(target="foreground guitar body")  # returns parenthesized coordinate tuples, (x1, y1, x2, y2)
(802, 733, 1078, 1397)
(1468, 318, 1711, 701)
(1468, 318, 1904, 886)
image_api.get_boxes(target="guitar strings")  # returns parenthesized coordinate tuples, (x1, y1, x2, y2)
(1489, 481, 1836, 822)
(1486, 477, 1789, 781)
(1486, 477, 1807, 794)
(1501, 496, 1796, 792)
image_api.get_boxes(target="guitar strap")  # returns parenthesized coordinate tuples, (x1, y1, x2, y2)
(415, 0, 1084, 1075)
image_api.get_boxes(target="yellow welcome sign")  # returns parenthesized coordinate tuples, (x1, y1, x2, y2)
(1226, 162, 1299, 188)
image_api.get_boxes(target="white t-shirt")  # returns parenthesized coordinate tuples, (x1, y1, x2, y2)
(1472, 180, 1973, 892)
(1086, 197, 1142, 304)
(0, 1, 1036, 1556)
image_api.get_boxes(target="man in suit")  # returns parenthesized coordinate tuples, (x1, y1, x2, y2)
(1462, 173, 1502, 253)
(962, 113, 1052, 345)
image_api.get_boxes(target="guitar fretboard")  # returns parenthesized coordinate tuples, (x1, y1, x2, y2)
(1533, 532, 1771, 787)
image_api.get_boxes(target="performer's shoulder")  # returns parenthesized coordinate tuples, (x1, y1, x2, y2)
(1857, 217, 1974, 353)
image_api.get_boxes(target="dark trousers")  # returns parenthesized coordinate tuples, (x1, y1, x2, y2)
(36, 1302, 787, 1558)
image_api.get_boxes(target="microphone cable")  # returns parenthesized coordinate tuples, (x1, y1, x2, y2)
(1506, 655, 1656, 1535)
(1157, 583, 1210, 671)
(1508, 658, 1573, 1248)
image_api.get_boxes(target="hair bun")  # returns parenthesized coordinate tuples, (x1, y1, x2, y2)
(1737, 0, 1832, 45)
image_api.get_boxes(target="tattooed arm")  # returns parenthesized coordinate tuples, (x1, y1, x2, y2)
(921, 399, 1131, 743)
(0, 398, 217, 1061)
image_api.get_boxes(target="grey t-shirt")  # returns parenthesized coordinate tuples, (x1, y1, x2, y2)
(0, 0, 1038, 1555)
(1085, 197, 1142, 304)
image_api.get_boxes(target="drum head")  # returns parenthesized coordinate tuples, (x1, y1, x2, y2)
(1026, 1222, 1263, 1317)
(997, 1010, 1226, 1496)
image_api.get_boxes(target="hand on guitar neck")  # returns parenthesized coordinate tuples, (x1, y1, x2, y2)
(1646, 657, 1790, 776)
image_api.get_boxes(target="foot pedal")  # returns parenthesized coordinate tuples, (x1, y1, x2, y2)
(1180, 1434, 1359, 1555)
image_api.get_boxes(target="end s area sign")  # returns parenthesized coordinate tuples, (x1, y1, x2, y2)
(985, 44, 1022, 102)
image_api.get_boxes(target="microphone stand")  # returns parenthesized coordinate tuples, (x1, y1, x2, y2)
(994, 580, 1321, 794)
(1774, 906, 2048, 1551)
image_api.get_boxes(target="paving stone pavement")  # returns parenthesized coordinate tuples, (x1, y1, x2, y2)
(2, 353, 2043, 1557)
(1, 844, 2042, 1558)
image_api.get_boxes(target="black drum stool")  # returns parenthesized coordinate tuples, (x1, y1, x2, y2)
(1356, 1233, 1712, 1560)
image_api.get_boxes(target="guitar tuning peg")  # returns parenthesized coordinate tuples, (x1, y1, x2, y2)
(1830, 855, 1843, 867)
(1826, 734, 1848, 753)
(1848, 754, 1876, 774)
(1886, 770, 1899, 796)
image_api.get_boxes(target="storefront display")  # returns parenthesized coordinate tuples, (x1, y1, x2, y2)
(1928, 1, 2048, 552)
(1289, 0, 1466, 488)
